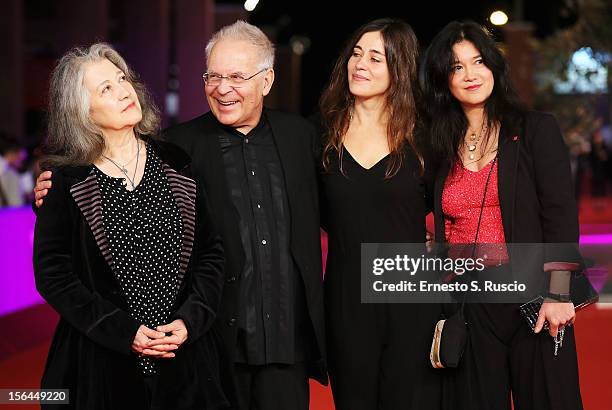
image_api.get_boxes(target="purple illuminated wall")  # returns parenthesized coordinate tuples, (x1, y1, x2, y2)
(0, 207, 42, 315)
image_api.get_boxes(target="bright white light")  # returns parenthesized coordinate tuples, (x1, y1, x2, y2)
(244, 0, 259, 12)
(490, 10, 509, 26)
(553, 47, 610, 94)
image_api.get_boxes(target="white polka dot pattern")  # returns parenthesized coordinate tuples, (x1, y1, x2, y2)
(94, 143, 183, 375)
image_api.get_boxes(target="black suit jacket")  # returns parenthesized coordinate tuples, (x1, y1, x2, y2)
(433, 111, 581, 294)
(164, 109, 327, 384)
(33, 140, 228, 410)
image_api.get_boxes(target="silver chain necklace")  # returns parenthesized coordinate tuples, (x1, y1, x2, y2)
(102, 139, 141, 190)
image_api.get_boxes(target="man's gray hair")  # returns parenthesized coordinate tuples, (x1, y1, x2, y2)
(44, 43, 160, 167)
(205, 20, 275, 70)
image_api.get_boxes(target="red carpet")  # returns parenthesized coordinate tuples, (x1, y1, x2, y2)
(2, 195, 610, 409)
(0, 303, 610, 409)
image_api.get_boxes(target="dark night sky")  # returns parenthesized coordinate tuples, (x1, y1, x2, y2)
(220, 0, 579, 114)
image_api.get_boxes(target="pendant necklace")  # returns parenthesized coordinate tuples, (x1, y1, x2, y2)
(466, 123, 487, 160)
(102, 139, 141, 190)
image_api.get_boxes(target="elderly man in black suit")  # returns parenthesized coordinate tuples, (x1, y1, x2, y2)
(158, 21, 327, 410)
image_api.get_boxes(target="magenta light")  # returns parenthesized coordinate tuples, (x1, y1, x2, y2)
(0, 206, 43, 316)
(580, 234, 612, 245)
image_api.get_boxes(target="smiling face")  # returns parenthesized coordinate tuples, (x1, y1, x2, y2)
(83, 58, 142, 136)
(448, 40, 494, 109)
(347, 31, 391, 101)
(205, 39, 274, 134)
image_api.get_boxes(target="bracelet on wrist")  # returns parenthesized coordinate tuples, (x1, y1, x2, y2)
(545, 292, 571, 302)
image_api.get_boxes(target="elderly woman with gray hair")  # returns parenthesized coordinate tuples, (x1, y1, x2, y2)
(33, 43, 228, 410)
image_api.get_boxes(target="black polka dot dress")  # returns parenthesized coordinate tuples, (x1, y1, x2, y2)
(94, 143, 183, 375)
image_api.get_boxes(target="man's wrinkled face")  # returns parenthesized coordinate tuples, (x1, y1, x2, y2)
(205, 39, 274, 135)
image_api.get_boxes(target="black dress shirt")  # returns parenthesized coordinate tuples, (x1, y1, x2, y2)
(218, 115, 307, 365)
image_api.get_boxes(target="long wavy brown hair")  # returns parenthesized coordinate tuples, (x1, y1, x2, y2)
(320, 18, 422, 177)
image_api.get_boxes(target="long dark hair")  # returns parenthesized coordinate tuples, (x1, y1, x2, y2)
(320, 18, 422, 177)
(421, 21, 525, 163)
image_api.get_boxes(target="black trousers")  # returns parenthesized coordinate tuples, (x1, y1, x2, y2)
(443, 303, 583, 410)
(233, 362, 309, 410)
(327, 303, 443, 410)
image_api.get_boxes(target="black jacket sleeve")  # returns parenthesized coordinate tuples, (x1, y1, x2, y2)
(307, 112, 330, 233)
(173, 181, 225, 343)
(33, 170, 141, 354)
(528, 113, 581, 264)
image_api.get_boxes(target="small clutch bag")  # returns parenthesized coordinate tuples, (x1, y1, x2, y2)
(519, 269, 599, 332)
(519, 295, 548, 331)
(430, 308, 467, 369)
(519, 271, 599, 357)
(520, 295, 571, 356)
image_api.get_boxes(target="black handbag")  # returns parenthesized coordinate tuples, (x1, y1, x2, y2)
(572, 270, 600, 310)
(519, 267, 599, 332)
(430, 304, 467, 368)
(518, 269, 598, 356)
(429, 156, 498, 369)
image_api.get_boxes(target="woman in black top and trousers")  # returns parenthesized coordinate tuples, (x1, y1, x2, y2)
(318, 19, 442, 410)
(33, 43, 227, 410)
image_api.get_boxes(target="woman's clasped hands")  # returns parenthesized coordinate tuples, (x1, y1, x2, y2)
(131, 319, 189, 359)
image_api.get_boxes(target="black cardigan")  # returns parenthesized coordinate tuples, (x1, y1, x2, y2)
(163, 109, 327, 385)
(33, 140, 228, 410)
(433, 111, 581, 293)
